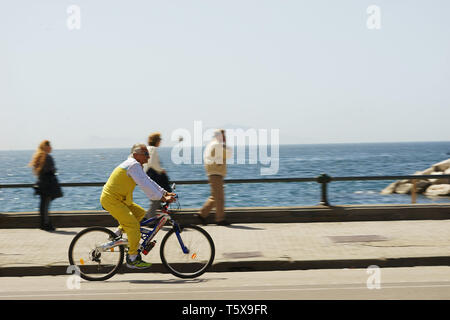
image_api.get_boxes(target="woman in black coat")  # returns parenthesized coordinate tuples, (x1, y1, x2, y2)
(29, 140, 63, 231)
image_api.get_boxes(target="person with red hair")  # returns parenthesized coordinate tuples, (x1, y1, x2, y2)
(29, 140, 63, 231)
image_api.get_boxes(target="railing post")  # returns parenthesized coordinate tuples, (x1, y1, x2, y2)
(411, 179, 417, 204)
(317, 173, 332, 206)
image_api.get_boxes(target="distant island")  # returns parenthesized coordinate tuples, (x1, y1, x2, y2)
(381, 159, 450, 196)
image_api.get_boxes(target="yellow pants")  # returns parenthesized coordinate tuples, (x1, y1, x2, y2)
(100, 194, 146, 255)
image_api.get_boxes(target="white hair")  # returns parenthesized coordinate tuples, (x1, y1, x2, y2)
(130, 143, 147, 154)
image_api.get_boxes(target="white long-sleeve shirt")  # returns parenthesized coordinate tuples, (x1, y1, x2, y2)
(120, 158, 165, 200)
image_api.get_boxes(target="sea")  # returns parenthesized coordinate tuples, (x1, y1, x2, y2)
(1, 142, 450, 213)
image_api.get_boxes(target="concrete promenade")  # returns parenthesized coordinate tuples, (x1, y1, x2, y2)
(1, 204, 449, 277)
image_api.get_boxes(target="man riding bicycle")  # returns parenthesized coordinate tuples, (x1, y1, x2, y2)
(100, 143, 176, 269)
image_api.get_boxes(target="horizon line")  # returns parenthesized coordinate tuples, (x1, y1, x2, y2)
(1, 140, 450, 152)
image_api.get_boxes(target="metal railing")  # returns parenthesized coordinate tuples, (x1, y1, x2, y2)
(1, 174, 449, 206)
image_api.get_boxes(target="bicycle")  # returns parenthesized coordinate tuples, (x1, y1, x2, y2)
(68, 188, 215, 281)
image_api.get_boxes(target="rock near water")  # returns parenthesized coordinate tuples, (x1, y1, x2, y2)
(381, 159, 450, 196)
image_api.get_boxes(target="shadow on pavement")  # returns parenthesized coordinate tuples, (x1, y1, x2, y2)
(47, 230, 78, 235)
(111, 277, 226, 285)
(223, 225, 265, 230)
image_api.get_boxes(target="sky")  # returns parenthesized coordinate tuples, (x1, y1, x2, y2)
(1, 0, 449, 150)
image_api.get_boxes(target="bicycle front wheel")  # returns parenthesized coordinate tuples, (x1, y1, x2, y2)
(160, 224, 215, 278)
(68, 227, 125, 281)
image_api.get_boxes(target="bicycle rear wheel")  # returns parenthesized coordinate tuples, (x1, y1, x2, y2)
(160, 224, 215, 278)
(68, 227, 125, 281)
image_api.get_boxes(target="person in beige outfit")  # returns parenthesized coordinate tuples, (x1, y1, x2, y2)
(195, 129, 232, 226)
(143, 132, 172, 219)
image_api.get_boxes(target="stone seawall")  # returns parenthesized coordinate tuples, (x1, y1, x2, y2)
(1, 204, 449, 228)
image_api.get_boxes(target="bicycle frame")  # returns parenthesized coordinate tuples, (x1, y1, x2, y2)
(139, 209, 189, 255)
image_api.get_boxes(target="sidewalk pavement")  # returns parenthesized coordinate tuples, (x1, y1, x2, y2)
(1, 220, 449, 277)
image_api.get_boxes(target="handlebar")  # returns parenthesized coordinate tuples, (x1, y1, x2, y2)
(161, 193, 179, 213)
